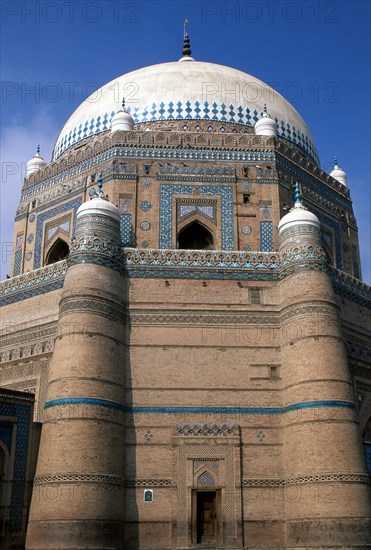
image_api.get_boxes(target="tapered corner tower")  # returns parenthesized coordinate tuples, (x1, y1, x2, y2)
(26, 184, 129, 549)
(278, 185, 371, 547)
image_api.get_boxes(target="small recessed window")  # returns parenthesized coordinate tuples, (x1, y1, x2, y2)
(220, 127, 225, 133)
(144, 489, 153, 502)
(243, 193, 250, 204)
(271, 366, 279, 379)
(251, 289, 261, 304)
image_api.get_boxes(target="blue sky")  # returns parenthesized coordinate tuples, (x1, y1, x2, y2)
(1, 0, 370, 282)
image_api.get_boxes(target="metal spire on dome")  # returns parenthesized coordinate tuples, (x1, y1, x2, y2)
(184, 18, 188, 38)
(334, 156, 338, 167)
(179, 18, 195, 61)
(36, 144, 40, 155)
(121, 97, 126, 110)
(182, 32, 191, 57)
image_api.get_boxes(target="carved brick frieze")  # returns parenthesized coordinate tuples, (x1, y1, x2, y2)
(243, 473, 369, 487)
(131, 310, 278, 326)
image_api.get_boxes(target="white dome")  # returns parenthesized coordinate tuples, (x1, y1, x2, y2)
(111, 101, 134, 132)
(52, 60, 319, 163)
(254, 105, 277, 137)
(278, 200, 320, 233)
(330, 162, 347, 186)
(26, 150, 46, 176)
(77, 195, 120, 221)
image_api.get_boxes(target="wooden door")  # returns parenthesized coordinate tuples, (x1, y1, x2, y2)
(196, 491, 217, 544)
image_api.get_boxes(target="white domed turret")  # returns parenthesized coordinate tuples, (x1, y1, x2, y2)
(26, 145, 46, 176)
(278, 182, 320, 234)
(77, 172, 120, 221)
(330, 157, 347, 186)
(110, 98, 134, 133)
(254, 104, 277, 137)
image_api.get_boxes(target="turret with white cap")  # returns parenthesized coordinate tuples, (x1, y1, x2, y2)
(254, 104, 277, 137)
(26, 145, 46, 176)
(277, 181, 368, 547)
(110, 97, 134, 133)
(26, 168, 127, 549)
(278, 182, 320, 234)
(330, 156, 347, 186)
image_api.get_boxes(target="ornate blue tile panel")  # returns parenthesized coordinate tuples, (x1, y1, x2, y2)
(33, 197, 82, 269)
(159, 185, 234, 249)
(120, 214, 133, 247)
(260, 221, 274, 251)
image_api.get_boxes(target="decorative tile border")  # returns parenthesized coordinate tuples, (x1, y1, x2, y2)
(1, 254, 370, 308)
(53, 101, 319, 163)
(242, 473, 369, 487)
(44, 397, 357, 415)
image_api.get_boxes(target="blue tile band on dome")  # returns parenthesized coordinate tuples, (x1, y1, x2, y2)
(44, 397, 356, 415)
(159, 184, 234, 249)
(52, 100, 319, 164)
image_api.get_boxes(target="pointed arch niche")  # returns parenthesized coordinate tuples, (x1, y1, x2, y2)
(176, 197, 219, 250)
(43, 214, 72, 265)
(45, 237, 69, 265)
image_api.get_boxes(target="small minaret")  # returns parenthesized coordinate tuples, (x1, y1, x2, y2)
(254, 104, 277, 136)
(25, 145, 46, 176)
(278, 183, 370, 547)
(111, 97, 134, 132)
(330, 156, 348, 186)
(26, 174, 128, 549)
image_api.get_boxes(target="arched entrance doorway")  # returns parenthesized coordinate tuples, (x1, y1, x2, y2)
(178, 221, 214, 250)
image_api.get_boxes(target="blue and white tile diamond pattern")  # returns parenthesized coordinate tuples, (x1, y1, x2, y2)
(260, 221, 273, 252)
(120, 215, 133, 247)
(53, 100, 319, 164)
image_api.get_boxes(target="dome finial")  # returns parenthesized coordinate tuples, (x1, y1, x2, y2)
(179, 18, 195, 61)
(334, 155, 338, 167)
(182, 25, 191, 57)
(294, 182, 302, 206)
(97, 171, 104, 195)
(183, 17, 189, 38)
(122, 97, 126, 110)
(37, 144, 40, 155)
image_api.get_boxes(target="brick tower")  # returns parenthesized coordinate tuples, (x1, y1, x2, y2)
(278, 185, 370, 546)
(26, 180, 128, 549)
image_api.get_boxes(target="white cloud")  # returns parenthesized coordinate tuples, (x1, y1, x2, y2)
(0, 107, 59, 279)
